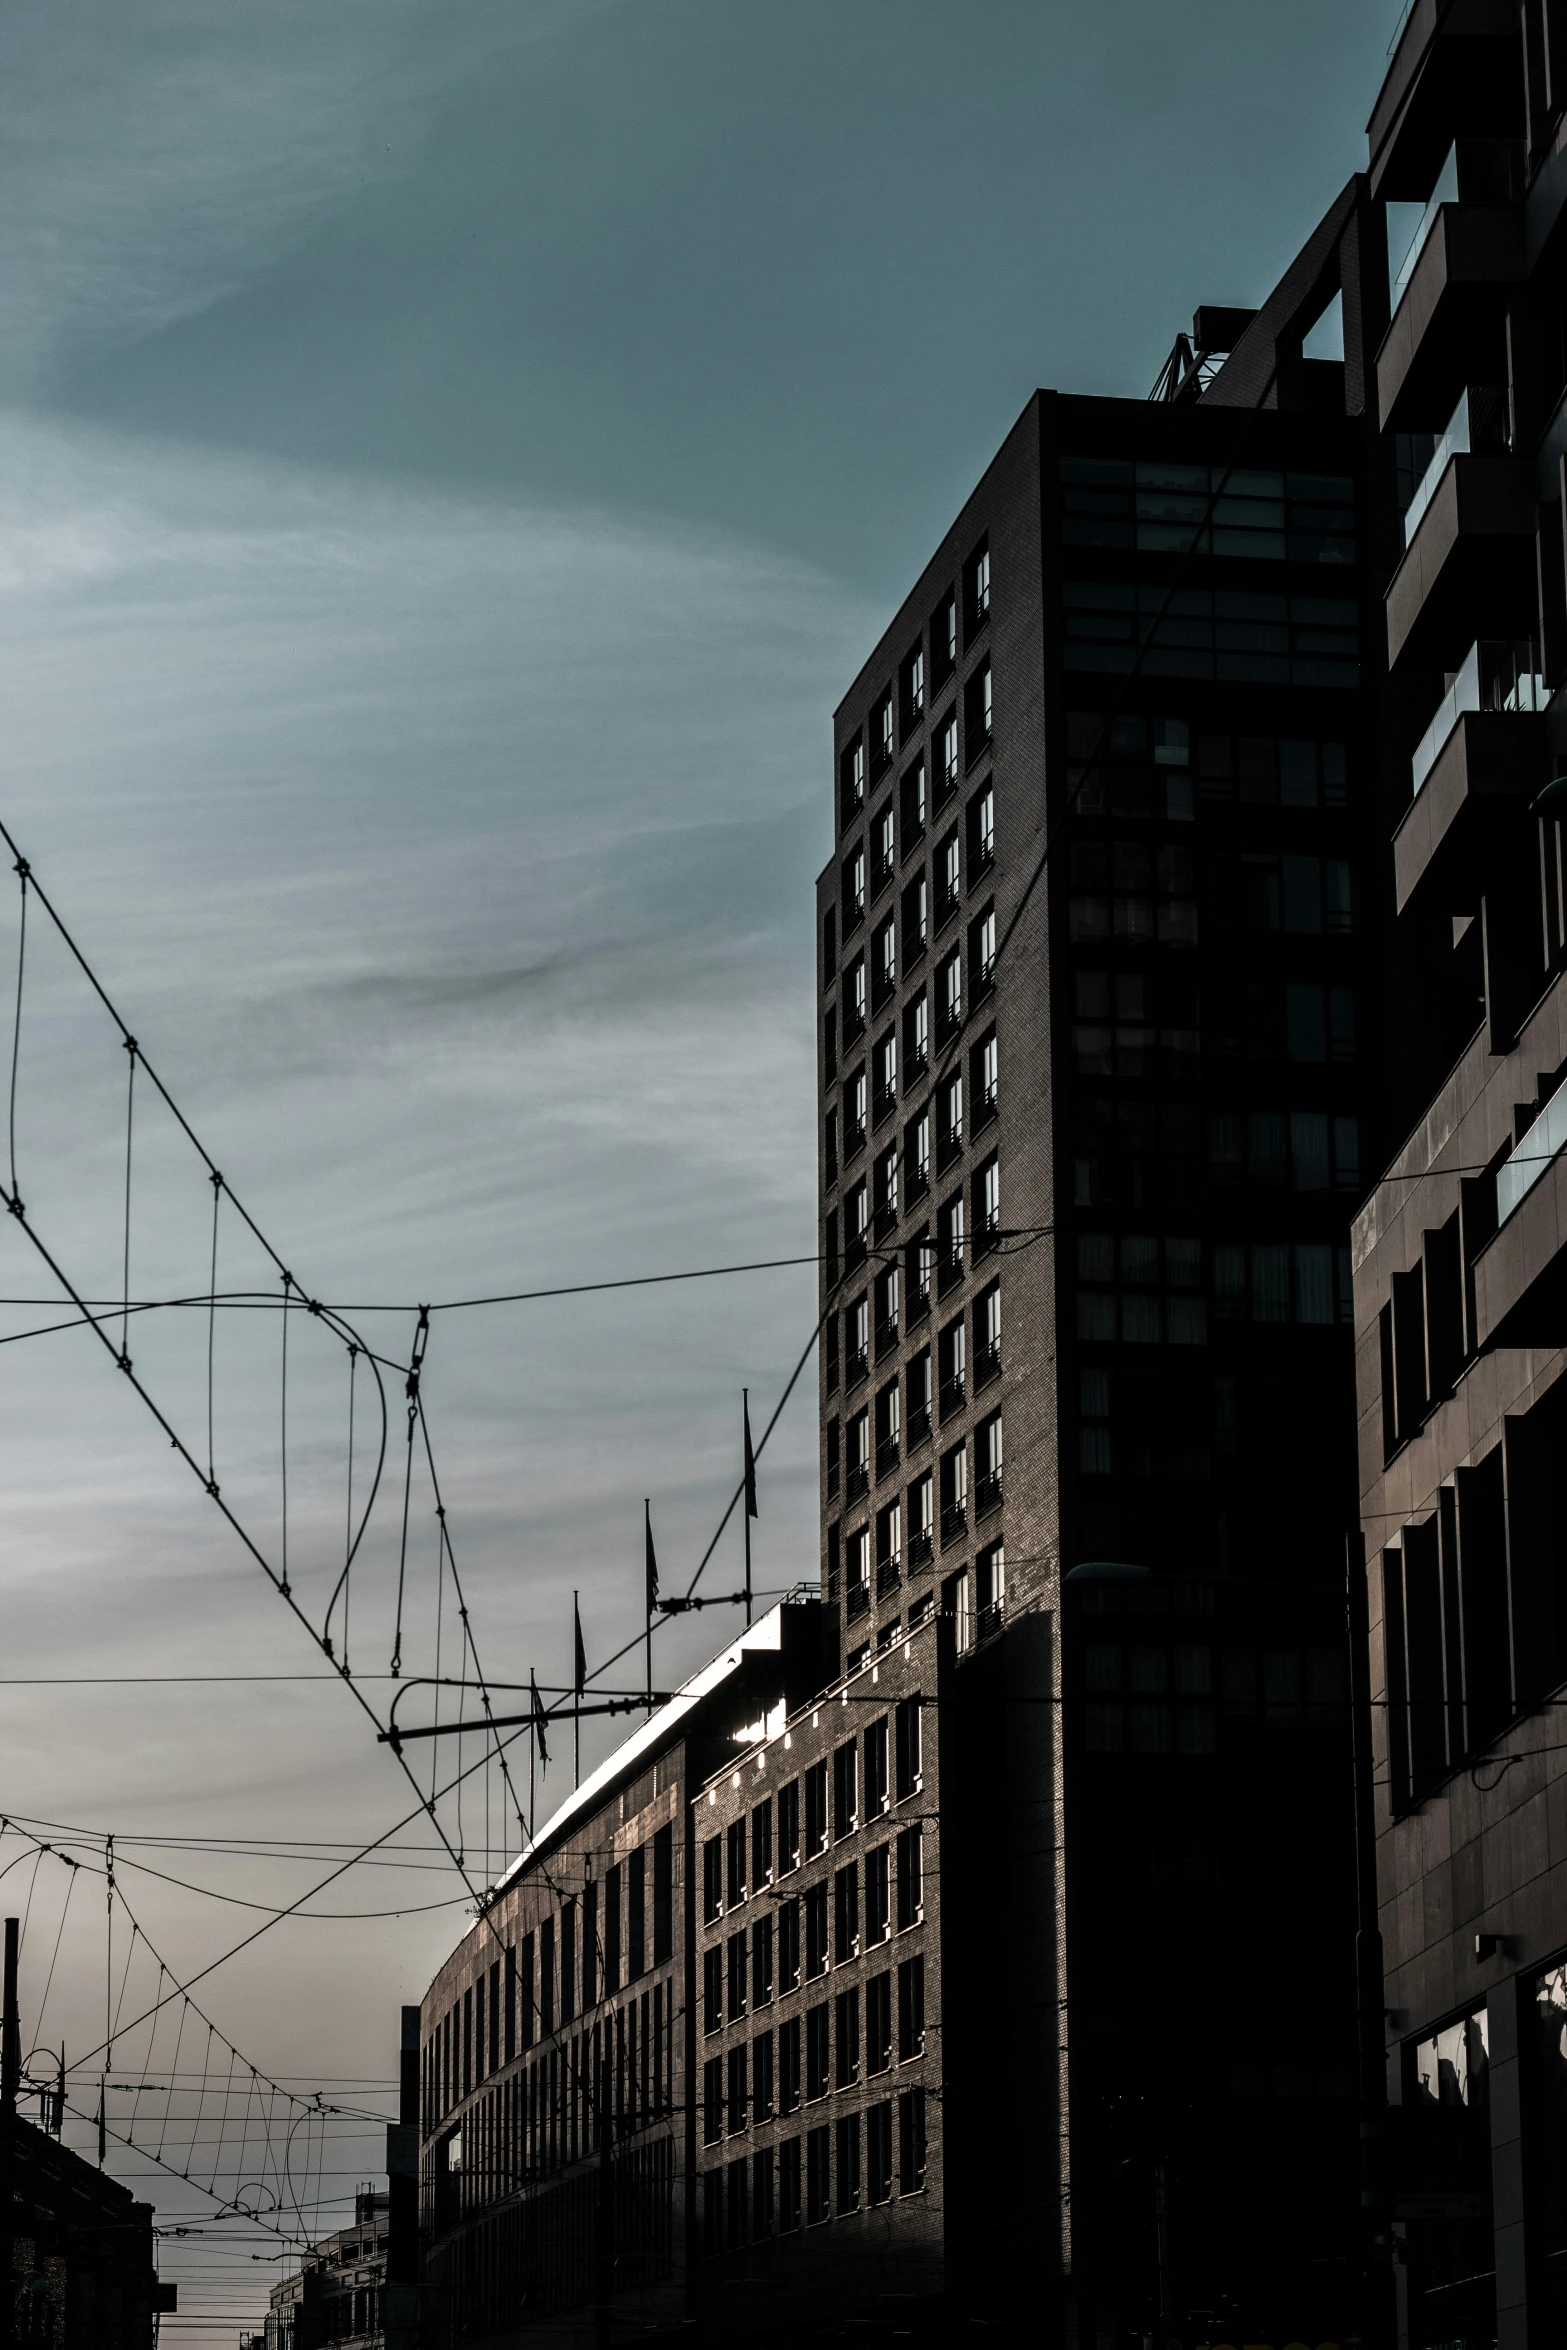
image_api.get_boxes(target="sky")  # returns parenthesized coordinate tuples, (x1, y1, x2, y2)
(0, 1, 1399, 2336)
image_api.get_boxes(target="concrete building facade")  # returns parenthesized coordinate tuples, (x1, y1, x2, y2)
(1351, 6, 1567, 2349)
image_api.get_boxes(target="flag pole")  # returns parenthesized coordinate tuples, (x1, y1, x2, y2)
(645, 1500, 657, 1715)
(573, 1592, 584, 1788)
(743, 1388, 757, 1627)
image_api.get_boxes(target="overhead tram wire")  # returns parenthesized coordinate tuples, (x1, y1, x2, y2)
(0, 837, 533, 1956)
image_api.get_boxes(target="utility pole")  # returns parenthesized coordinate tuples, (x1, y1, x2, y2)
(2, 1916, 21, 2350)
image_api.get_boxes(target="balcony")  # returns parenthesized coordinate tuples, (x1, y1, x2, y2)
(1473, 1102, 1567, 1350)
(1394, 674, 1548, 918)
(1367, 3, 1518, 208)
(1401, 384, 1508, 549)
(1376, 143, 1524, 430)
(1384, 453, 1535, 674)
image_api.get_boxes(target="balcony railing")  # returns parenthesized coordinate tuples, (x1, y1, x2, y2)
(874, 1315, 900, 1360)
(975, 1340, 1002, 1390)
(1498, 1084, 1567, 1226)
(939, 1375, 966, 1420)
(1389, 141, 1459, 312)
(845, 1344, 869, 1388)
(875, 1438, 901, 1479)
(906, 1403, 932, 1449)
(1403, 385, 1510, 549)
(846, 1583, 870, 1622)
(876, 1556, 902, 1599)
(940, 1502, 968, 1547)
(907, 1528, 934, 1571)
(846, 1463, 869, 1502)
(1411, 639, 1546, 796)
(976, 1471, 1003, 1518)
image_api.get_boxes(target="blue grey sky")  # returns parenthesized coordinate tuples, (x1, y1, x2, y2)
(0, 3, 1396, 2334)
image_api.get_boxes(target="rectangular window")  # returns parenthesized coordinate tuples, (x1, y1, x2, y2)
(780, 2136, 802, 2232)
(727, 2044, 748, 2138)
(898, 1955, 926, 2059)
(940, 1440, 968, 1544)
(779, 2017, 802, 2116)
(964, 660, 993, 762)
(867, 2100, 894, 2204)
(939, 713, 959, 798)
(866, 1844, 891, 1945)
(834, 1863, 860, 1964)
(895, 1697, 922, 1799)
(728, 1929, 748, 2023)
(751, 1911, 774, 2007)
(805, 1760, 829, 1855)
(703, 1947, 723, 2036)
(835, 1986, 861, 2088)
(703, 2056, 724, 2147)
(832, 1740, 858, 1840)
(561, 1906, 577, 2026)
(582, 1881, 598, 2012)
(867, 1971, 893, 2074)
(805, 1883, 829, 1979)
(779, 1898, 801, 1992)
(541, 1917, 556, 2038)
(864, 1715, 889, 1816)
(933, 589, 957, 689)
(753, 2143, 775, 2241)
(703, 1836, 722, 1926)
(807, 2125, 831, 2226)
(627, 1848, 645, 1982)
(520, 1933, 536, 2052)
(753, 2029, 775, 2124)
(653, 1825, 673, 1965)
(806, 2004, 831, 2102)
(896, 1826, 924, 1931)
(836, 2112, 862, 2215)
(777, 1779, 800, 1872)
(898, 2087, 927, 2192)
(901, 758, 928, 850)
(727, 1819, 747, 1909)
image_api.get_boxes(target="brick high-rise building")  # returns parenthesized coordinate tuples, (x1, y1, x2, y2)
(799, 192, 1398, 2344)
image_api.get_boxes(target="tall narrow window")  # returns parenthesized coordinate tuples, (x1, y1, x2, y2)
(896, 1826, 924, 1931)
(864, 1716, 889, 1816)
(806, 2005, 831, 2104)
(867, 1971, 893, 2073)
(832, 1741, 858, 1840)
(653, 1825, 673, 1965)
(780, 2016, 802, 2114)
(895, 1697, 923, 1799)
(897, 1953, 925, 2058)
(777, 1781, 800, 1873)
(866, 1847, 891, 1947)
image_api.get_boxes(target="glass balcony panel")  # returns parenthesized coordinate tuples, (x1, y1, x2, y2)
(1498, 1084, 1567, 1225)
(1401, 386, 1512, 549)
(1411, 640, 1547, 796)
(1389, 142, 1458, 312)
